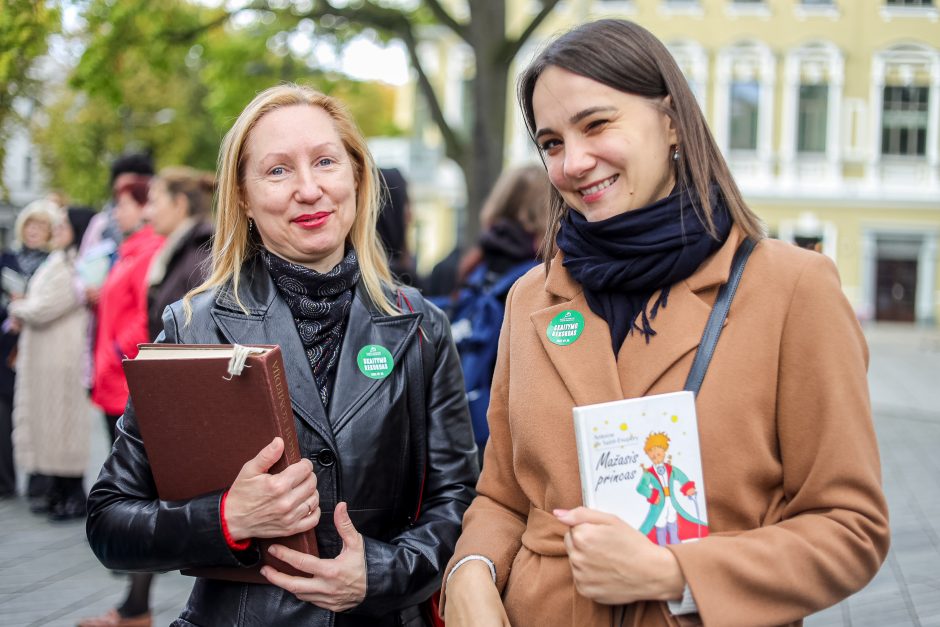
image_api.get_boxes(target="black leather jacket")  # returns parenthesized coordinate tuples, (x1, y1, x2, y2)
(86, 254, 479, 626)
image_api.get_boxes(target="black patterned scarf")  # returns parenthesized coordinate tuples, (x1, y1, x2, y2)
(262, 248, 360, 409)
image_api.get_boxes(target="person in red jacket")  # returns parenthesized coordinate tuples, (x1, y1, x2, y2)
(84, 174, 164, 627)
(91, 175, 164, 440)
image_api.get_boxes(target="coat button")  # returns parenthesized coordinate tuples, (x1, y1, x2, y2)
(315, 449, 335, 467)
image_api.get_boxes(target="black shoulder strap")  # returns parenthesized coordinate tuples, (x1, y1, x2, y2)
(683, 238, 757, 396)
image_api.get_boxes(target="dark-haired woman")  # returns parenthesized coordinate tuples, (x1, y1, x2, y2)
(144, 166, 216, 341)
(442, 19, 889, 627)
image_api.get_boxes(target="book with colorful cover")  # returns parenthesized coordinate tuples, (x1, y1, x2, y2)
(572, 391, 709, 546)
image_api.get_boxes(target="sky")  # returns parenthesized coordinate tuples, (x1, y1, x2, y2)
(208, 0, 413, 85)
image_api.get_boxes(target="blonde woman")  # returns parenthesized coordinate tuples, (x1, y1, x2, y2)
(86, 84, 478, 627)
(9, 207, 94, 521)
(0, 199, 57, 507)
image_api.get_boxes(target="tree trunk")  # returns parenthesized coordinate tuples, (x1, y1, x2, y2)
(461, 0, 509, 249)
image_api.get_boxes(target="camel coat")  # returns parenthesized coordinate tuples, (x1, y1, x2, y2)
(11, 250, 90, 476)
(443, 229, 889, 627)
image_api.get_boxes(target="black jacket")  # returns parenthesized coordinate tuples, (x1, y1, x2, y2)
(146, 220, 213, 341)
(86, 254, 479, 626)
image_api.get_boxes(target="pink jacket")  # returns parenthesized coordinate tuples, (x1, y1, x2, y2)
(91, 226, 164, 415)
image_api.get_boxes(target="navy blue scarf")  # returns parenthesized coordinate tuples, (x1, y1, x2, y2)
(556, 185, 732, 353)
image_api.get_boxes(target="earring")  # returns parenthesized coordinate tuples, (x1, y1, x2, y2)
(673, 146, 680, 162)
(248, 218, 254, 232)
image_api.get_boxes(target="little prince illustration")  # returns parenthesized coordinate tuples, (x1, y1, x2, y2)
(636, 432, 708, 545)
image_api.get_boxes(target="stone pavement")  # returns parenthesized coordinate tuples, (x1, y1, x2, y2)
(1, 323, 938, 626)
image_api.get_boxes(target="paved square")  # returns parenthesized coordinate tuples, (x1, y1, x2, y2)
(1, 323, 937, 626)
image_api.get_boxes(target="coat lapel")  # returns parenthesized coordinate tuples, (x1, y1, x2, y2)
(328, 285, 421, 434)
(530, 255, 623, 407)
(209, 257, 334, 447)
(617, 228, 745, 397)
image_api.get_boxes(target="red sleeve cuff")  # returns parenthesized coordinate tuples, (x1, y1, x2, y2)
(220, 490, 251, 551)
(647, 489, 660, 504)
(681, 481, 695, 495)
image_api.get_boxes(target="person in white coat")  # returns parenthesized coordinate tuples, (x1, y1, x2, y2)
(10, 207, 95, 520)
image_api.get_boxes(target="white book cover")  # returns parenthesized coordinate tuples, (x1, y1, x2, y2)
(572, 391, 709, 546)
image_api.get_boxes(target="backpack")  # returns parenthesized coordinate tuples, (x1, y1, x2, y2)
(433, 259, 538, 452)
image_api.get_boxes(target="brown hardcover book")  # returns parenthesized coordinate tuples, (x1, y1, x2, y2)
(123, 343, 318, 584)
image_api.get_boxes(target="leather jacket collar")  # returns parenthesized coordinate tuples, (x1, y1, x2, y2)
(206, 253, 423, 447)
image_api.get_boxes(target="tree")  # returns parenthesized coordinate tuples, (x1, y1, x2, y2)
(37, 0, 563, 240)
(33, 0, 402, 206)
(0, 0, 60, 199)
(245, 0, 562, 245)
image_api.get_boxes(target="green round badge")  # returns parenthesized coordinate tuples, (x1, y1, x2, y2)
(546, 310, 585, 346)
(357, 345, 394, 379)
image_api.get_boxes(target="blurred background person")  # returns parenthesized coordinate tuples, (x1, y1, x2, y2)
(82, 174, 163, 627)
(78, 154, 155, 406)
(376, 167, 421, 289)
(9, 207, 95, 521)
(78, 167, 216, 627)
(144, 166, 215, 341)
(434, 164, 550, 458)
(80, 153, 155, 267)
(90, 174, 163, 442)
(0, 199, 58, 507)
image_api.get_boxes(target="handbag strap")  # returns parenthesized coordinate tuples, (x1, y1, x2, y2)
(683, 238, 757, 396)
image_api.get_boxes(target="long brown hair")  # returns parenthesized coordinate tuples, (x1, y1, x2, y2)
(184, 83, 395, 318)
(517, 19, 764, 263)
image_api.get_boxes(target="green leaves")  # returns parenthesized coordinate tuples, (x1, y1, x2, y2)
(34, 0, 402, 205)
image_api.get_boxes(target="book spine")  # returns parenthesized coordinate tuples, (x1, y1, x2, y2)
(571, 411, 595, 509)
(266, 352, 302, 469)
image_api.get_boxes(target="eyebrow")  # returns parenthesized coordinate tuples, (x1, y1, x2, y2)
(256, 142, 344, 165)
(535, 106, 617, 140)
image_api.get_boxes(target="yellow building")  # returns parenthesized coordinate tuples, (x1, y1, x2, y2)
(406, 1, 939, 321)
(500, 0, 940, 324)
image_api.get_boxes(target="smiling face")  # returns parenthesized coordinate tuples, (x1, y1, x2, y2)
(242, 104, 357, 272)
(532, 65, 678, 222)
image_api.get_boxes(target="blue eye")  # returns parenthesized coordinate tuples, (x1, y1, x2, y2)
(270, 166, 286, 176)
(318, 158, 334, 167)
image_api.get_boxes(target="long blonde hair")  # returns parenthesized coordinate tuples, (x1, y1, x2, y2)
(184, 83, 396, 318)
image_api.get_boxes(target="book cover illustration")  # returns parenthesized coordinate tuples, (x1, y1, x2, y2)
(573, 391, 709, 546)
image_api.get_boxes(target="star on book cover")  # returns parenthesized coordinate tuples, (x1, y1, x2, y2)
(573, 391, 709, 545)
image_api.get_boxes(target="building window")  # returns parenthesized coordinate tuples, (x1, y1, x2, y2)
(881, 85, 929, 156)
(715, 41, 775, 185)
(801, 0, 833, 4)
(729, 82, 760, 150)
(886, 0, 933, 6)
(797, 84, 829, 153)
(23, 155, 32, 189)
(666, 40, 708, 113)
